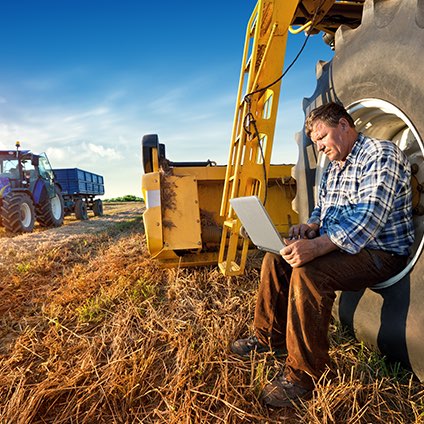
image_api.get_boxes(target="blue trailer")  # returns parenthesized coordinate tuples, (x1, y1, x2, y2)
(53, 168, 105, 220)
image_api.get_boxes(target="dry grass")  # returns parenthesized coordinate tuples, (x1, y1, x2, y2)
(0, 210, 423, 423)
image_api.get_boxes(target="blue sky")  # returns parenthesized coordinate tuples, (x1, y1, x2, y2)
(0, 0, 333, 198)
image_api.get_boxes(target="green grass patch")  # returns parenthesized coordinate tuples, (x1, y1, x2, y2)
(77, 295, 113, 324)
(16, 262, 31, 273)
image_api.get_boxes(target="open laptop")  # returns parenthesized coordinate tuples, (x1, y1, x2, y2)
(229, 195, 285, 255)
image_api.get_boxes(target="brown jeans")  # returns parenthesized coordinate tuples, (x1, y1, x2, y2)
(254, 249, 407, 390)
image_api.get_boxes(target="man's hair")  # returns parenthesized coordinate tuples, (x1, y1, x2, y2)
(305, 102, 355, 137)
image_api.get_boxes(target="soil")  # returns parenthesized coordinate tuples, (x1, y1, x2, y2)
(0, 202, 145, 265)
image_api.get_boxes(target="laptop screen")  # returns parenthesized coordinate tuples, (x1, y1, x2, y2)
(230, 196, 285, 255)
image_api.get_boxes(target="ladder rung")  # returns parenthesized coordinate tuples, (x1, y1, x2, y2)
(223, 219, 237, 228)
(244, 57, 251, 72)
(218, 261, 241, 274)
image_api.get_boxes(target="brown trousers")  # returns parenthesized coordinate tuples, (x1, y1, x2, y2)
(254, 249, 407, 390)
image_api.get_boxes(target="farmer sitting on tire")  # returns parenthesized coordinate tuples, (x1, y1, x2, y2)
(230, 102, 415, 407)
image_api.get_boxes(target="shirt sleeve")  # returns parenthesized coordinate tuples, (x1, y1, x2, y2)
(327, 148, 407, 254)
(307, 208, 321, 226)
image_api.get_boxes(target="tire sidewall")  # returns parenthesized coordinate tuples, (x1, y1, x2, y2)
(333, 4, 424, 140)
(75, 199, 88, 220)
(93, 199, 103, 217)
(2, 192, 35, 233)
(19, 193, 35, 232)
(51, 185, 65, 226)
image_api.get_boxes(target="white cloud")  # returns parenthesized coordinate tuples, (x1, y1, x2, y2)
(45, 147, 67, 162)
(63, 107, 109, 122)
(0, 123, 20, 146)
(87, 142, 123, 160)
(45, 142, 123, 166)
(149, 88, 185, 115)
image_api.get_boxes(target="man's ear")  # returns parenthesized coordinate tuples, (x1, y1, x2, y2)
(339, 117, 348, 130)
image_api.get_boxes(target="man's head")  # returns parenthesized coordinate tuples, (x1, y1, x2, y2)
(305, 102, 358, 163)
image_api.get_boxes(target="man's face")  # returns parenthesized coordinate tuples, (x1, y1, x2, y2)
(310, 118, 352, 162)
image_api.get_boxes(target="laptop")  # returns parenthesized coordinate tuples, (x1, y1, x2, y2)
(229, 195, 285, 255)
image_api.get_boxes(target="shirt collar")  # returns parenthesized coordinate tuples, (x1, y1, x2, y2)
(334, 132, 364, 169)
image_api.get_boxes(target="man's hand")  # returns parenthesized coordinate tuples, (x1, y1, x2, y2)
(280, 234, 338, 268)
(289, 223, 319, 240)
(281, 238, 319, 267)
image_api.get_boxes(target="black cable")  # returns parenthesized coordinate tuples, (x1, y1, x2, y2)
(244, 0, 325, 102)
(244, 30, 313, 104)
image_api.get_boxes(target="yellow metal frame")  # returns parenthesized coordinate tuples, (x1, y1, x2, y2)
(141, 163, 228, 267)
(218, 0, 300, 276)
(141, 160, 297, 269)
(141, 171, 163, 256)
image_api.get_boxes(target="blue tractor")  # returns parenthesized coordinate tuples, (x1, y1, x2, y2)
(0, 142, 64, 233)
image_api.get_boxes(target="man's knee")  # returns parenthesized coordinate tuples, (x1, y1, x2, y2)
(291, 263, 336, 299)
(262, 252, 282, 268)
(261, 252, 289, 275)
(261, 253, 292, 285)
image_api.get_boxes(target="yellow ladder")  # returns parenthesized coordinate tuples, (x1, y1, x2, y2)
(218, 0, 299, 276)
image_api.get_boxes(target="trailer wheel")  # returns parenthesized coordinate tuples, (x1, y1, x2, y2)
(36, 184, 65, 227)
(294, 0, 424, 380)
(1, 192, 35, 233)
(92, 199, 104, 217)
(75, 199, 88, 220)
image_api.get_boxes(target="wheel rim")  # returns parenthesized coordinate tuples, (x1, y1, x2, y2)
(51, 194, 62, 219)
(348, 99, 423, 287)
(20, 203, 32, 228)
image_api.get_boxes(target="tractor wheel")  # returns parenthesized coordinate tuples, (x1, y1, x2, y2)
(36, 184, 65, 227)
(74, 199, 88, 220)
(293, 0, 424, 380)
(1, 192, 35, 233)
(92, 199, 104, 217)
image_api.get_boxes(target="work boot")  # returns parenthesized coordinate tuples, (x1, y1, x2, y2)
(230, 336, 285, 358)
(260, 376, 312, 408)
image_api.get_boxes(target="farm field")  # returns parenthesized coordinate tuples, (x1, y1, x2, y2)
(0, 202, 423, 423)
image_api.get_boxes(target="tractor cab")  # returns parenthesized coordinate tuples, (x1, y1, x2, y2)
(0, 148, 56, 194)
(0, 149, 32, 194)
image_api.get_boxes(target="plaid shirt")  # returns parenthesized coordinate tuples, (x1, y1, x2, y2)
(307, 133, 414, 255)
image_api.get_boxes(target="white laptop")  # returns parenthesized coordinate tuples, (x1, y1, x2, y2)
(229, 195, 285, 255)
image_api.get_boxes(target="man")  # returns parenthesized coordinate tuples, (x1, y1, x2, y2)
(230, 102, 415, 407)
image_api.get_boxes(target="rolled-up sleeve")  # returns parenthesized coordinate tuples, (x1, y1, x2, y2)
(307, 206, 321, 227)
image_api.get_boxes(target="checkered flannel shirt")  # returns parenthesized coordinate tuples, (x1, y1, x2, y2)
(307, 133, 415, 255)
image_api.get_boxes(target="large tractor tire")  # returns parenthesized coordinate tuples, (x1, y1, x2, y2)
(1, 192, 36, 233)
(74, 199, 88, 220)
(36, 184, 65, 227)
(293, 0, 424, 381)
